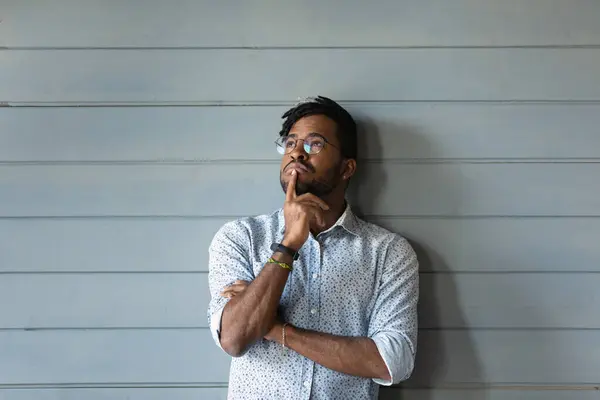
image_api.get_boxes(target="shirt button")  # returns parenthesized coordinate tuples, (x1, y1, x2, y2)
(303, 381, 310, 388)
(312, 273, 318, 279)
(310, 308, 317, 314)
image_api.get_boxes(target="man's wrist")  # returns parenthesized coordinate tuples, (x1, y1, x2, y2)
(281, 236, 304, 252)
(270, 251, 294, 266)
(268, 321, 294, 345)
(271, 238, 302, 263)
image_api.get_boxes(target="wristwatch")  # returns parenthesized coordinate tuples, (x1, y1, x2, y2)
(271, 242, 300, 260)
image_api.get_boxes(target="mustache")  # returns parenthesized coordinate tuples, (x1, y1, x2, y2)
(284, 160, 315, 173)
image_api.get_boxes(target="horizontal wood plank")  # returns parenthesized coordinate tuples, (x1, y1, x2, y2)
(2, 217, 600, 273)
(375, 217, 600, 273)
(3, 0, 600, 47)
(4, 103, 600, 161)
(409, 330, 600, 386)
(1, 163, 599, 217)
(0, 329, 230, 384)
(1, 387, 598, 400)
(0, 388, 228, 400)
(417, 274, 600, 329)
(2, 49, 600, 102)
(2, 273, 599, 329)
(381, 388, 600, 400)
(1, 329, 599, 385)
(0, 218, 225, 273)
(0, 274, 209, 329)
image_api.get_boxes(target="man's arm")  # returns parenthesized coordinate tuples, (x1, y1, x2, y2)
(218, 254, 292, 357)
(209, 170, 329, 357)
(222, 280, 388, 379)
(253, 235, 419, 384)
(265, 322, 391, 381)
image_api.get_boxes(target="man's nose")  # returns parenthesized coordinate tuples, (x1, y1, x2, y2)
(289, 140, 308, 160)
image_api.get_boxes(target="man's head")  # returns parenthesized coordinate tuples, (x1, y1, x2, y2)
(277, 96, 357, 199)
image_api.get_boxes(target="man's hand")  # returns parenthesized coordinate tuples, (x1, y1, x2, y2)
(263, 319, 284, 343)
(220, 280, 250, 299)
(221, 280, 283, 342)
(282, 170, 330, 250)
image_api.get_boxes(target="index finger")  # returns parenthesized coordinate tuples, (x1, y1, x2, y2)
(297, 194, 329, 211)
(286, 170, 297, 201)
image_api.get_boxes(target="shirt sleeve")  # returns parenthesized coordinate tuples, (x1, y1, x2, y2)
(206, 220, 255, 351)
(368, 235, 419, 385)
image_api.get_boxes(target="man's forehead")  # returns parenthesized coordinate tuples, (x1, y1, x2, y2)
(289, 115, 337, 135)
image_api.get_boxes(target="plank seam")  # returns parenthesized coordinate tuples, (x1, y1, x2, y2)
(2, 158, 600, 165)
(2, 270, 600, 275)
(5, 100, 600, 107)
(0, 383, 598, 390)
(4, 45, 600, 50)
(1, 327, 600, 332)
(0, 383, 228, 389)
(2, 215, 600, 220)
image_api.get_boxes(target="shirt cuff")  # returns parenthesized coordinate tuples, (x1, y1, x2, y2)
(210, 304, 226, 350)
(370, 330, 415, 386)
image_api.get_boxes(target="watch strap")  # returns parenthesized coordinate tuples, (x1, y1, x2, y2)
(271, 242, 300, 260)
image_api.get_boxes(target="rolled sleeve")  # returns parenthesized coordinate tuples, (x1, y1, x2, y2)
(368, 235, 419, 385)
(209, 304, 226, 350)
(371, 330, 415, 385)
(206, 220, 255, 351)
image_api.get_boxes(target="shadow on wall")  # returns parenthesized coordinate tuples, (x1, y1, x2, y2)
(347, 115, 483, 400)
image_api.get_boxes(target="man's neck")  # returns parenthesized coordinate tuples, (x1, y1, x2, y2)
(310, 195, 347, 236)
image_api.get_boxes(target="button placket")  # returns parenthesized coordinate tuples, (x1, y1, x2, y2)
(299, 236, 318, 399)
(309, 237, 321, 328)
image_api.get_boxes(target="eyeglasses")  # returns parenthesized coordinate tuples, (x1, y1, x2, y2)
(275, 134, 339, 155)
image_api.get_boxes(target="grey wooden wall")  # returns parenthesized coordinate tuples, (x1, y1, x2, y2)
(1, 1, 600, 399)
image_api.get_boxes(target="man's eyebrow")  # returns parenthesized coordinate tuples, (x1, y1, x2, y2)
(286, 132, 325, 138)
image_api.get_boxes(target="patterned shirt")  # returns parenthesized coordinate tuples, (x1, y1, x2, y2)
(207, 202, 419, 400)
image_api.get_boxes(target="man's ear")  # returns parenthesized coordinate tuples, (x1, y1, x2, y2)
(341, 159, 357, 181)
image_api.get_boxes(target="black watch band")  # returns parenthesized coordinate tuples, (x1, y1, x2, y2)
(271, 242, 300, 260)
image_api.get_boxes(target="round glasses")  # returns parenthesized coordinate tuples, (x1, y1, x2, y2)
(275, 135, 339, 155)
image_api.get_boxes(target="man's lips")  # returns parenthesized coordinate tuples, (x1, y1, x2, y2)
(286, 162, 311, 174)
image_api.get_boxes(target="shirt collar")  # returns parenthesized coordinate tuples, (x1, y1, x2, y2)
(278, 200, 360, 236)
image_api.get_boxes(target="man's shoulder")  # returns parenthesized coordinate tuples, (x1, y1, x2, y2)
(355, 215, 406, 241)
(211, 208, 283, 243)
(355, 216, 416, 254)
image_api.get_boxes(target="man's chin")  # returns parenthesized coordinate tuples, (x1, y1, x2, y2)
(280, 178, 309, 196)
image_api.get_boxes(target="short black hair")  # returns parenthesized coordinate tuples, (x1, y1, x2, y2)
(279, 96, 357, 160)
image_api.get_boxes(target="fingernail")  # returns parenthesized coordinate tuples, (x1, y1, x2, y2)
(292, 170, 296, 175)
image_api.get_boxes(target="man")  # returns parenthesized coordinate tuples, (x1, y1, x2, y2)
(207, 96, 419, 399)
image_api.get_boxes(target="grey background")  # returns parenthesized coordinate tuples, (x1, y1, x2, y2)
(1, 1, 600, 398)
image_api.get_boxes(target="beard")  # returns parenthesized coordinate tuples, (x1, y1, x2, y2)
(280, 162, 342, 199)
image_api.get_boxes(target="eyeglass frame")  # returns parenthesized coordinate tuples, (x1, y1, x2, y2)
(275, 132, 341, 156)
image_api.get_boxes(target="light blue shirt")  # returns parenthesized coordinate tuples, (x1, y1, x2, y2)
(207, 202, 419, 400)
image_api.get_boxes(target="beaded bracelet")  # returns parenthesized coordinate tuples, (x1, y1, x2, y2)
(267, 257, 293, 272)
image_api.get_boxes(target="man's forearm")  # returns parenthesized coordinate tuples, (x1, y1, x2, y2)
(274, 324, 390, 381)
(219, 253, 292, 357)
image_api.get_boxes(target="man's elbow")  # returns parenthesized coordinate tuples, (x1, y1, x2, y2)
(378, 369, 392, 383)
(219, 326, 264, 357)
(220, 333, 249, 357)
